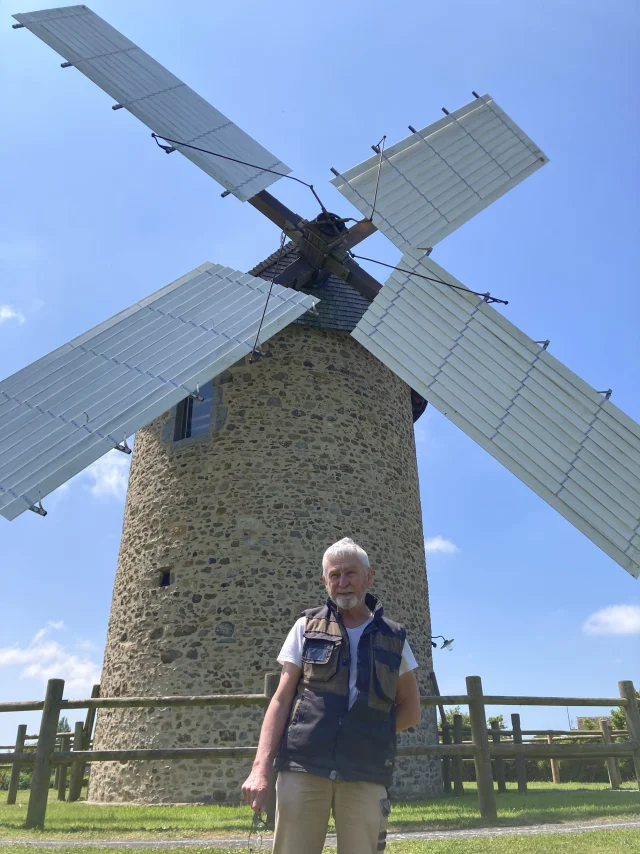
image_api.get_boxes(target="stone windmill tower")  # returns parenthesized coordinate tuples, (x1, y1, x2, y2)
(88, 244, 437, 803)
(6, 2, 640, 806)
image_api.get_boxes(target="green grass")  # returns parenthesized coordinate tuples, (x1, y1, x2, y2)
(389, 781, 639, 832)
(2, 830, 640, 853)
(381, 833, 640, 853)
(0, 782, 637, 841)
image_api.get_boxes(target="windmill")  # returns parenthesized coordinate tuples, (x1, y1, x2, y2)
(3, 4, 639, 804)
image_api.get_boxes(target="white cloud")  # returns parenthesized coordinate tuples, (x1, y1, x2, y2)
(31, 620, 65, 644)
(43, 480, 72, 514)
(583, 605, 640, 636)
(35, 448, 133, 511)
(84, 452, 131, 500)
(0, 305, 25, 325)
(424, 535, 459, 554)
(75, 639, 99, 653)
(0, 624, 100, 694)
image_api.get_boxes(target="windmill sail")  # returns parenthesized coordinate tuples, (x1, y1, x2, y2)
(0, 264, 317, 521)
(13, 6, 291, 201)
(331, 95, 548, 252)
(352, 251, 640, 578)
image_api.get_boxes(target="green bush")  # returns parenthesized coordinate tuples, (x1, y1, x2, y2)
(0, 767, 36, 791)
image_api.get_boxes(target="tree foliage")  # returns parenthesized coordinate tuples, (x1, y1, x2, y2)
(610, 690, 639, 732)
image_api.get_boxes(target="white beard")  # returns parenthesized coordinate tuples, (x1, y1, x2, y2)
(334, 593, 361, 610)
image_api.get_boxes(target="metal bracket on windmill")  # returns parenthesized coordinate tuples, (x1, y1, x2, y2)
(188, 383, 205, 402)
(27, 497, 47, 517)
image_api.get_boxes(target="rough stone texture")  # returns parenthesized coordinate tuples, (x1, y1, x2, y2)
(89, 325, 441, 803)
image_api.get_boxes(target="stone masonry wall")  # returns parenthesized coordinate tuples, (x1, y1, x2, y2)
(89, 325, 441, 803)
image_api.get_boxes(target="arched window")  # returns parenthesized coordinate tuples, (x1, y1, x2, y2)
(174, 379, 214, 440)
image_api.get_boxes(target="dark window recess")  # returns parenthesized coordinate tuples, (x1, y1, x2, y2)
(159, 571, 171, 587)
(174, 379, 214, 440)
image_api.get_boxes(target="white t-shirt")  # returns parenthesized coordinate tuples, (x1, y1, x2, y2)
(278, 616, 418, 709)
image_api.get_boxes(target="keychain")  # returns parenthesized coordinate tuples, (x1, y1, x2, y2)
(247, 810, 267, 852)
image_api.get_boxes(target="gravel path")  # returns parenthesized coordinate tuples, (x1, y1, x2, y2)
(3, 817, 640, 848)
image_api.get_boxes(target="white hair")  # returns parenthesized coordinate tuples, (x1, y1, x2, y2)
(322, 537, 370, 576)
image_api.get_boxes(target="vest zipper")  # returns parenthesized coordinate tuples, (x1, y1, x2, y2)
(331, 612, 350, 777)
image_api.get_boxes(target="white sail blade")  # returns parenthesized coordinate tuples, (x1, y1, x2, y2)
(13, 6, 291, 201)
(331, 95, 548, 252)
(352, 251, 640, 578)
(0, 264, 317, 521)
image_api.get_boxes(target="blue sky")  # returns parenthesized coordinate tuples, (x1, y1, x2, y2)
(1, 0, 639, 745)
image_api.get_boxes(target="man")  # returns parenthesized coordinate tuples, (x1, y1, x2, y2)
(242, 537, 421, 854)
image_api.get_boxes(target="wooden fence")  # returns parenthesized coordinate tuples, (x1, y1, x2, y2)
(1, 674, 638, 830)
(438, 717, 630, 795)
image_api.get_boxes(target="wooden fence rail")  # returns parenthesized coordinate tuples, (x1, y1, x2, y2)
(1, 674, 638, 830)
(441, 722, 631, 795)
(440, 732, 629, 747)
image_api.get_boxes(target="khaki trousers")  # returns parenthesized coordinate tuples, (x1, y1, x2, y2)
(273, 770, 389, 854)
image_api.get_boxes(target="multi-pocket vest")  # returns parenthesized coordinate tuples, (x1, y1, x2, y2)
(275, 593, 406, 787)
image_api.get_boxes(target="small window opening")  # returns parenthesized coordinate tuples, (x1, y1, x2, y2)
(159, 571, 171, 588)
(174, 379, 214, 440)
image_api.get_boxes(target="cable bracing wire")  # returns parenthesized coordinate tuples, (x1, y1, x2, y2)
(151, 133, 329, 212)
(369, 135, 387, 221)
(349, 253, 508, 305)
(249, 232, 287, 363)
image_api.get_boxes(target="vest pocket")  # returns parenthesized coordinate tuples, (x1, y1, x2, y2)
(373, 647, 402, 703)
(302, 637, 341, 682)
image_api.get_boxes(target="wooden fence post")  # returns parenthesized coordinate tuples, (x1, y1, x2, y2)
(53, 736, 60, 791)
(511, 714, 527, 794)
(68, 722, 85, 802)
(547, 735, 561, 784)
(26, 678, 65, 829)
(466, 676, 497, 822)
(81, 683, 100, 793)
(452, 714, 465, 797)
(429, 671, 451, 794)
(619, 680, 640, 791)
(57, 734, 70, 801)
(490, 721, 507, 793)
(6, 724, 27, 805)
(599, 719, 621, 790)
(441, 724, 452, 794)
(263, 672, 280, 831)
(83, 684, 101, 749)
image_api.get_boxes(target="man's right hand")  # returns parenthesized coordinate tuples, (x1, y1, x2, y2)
(242, 766, 271, 813)
(241, 664, 301, 813)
